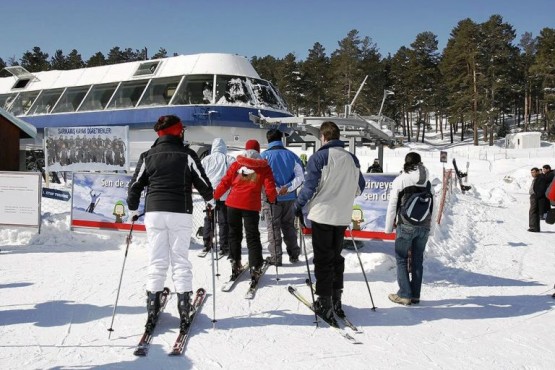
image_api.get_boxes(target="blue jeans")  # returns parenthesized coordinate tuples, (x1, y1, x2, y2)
(395, 223, 430, 299)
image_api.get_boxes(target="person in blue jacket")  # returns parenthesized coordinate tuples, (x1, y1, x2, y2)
(261, 129, 304, 265)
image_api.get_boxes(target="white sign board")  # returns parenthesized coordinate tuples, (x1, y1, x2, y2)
(0, 172, 41, 228)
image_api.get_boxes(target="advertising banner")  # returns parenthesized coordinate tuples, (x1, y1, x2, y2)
(71, 172, 145, 232)
(44, 126, 129, 172)
(301, 173, 398, 240)
(0, 171, 41, 228)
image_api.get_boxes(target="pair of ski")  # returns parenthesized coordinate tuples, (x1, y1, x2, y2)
(133, 287, 207, 357)
(288, 284, 363, 344)
(221, 261, 270, 299)
(452, 159, 471, 192)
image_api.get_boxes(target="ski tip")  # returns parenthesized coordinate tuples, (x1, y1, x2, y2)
(162, 287, 171, 294)
(287, 285, 295, 293)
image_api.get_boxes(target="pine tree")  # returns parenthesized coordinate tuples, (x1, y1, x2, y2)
(440, 19, 482, 145)
(530, 27, 555, 135)
(20, 47, 50, 72)
(86, 52, 106, 67)
(330, 29, 366, 114)
(151, 48, 168, 59)
(66, 49, 85, 69)
(50, 49, 69, 70)
(301, 42, 331, 116)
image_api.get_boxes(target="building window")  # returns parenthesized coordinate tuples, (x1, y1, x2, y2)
(137, 76, 182, 106)
(133, 61, 160, 77)
(57, 86, 91, 113)
(6, 91, 40, 116)
(107, 80, 148, 109)
(79, 83, 118, 111)
(172, 75, 214, 105)
(214, 75, 253, 105)
(27, 89, 64, 115)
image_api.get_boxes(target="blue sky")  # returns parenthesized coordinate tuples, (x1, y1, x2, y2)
(2, 0, 554, 62)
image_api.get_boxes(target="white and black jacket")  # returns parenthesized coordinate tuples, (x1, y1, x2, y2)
(127, 135, 213, 214)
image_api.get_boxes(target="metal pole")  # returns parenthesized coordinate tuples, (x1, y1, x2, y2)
(268, 203, 280, 282)
(210, 206, 218, 327)
(347, 225, 376, 310)
(299, 218, 319, 326)
(107, 217, 140, 338)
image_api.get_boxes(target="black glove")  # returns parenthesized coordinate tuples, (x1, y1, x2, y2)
(129, 210, 140, 222)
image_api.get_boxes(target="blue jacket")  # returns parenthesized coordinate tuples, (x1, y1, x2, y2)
(261, 141, 304, 202)
(296, 140, 365, 226)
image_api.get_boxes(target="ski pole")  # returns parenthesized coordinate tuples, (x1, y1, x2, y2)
(268, 202, 280, 282)
(209, 208, 218, 328)
(347, 225, 376, 311)
(213, 205, 220, 277)
(298, 216, 319, 327)
(107, 214, 142, 338)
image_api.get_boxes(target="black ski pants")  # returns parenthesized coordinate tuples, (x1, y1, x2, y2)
(227, 206, 264, 269)
(311, 220, 346, 297)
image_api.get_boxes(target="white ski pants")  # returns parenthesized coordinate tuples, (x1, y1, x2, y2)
(144, 211, 193, 293)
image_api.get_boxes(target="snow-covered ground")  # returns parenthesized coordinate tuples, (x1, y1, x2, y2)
(1, 133, 554, 370)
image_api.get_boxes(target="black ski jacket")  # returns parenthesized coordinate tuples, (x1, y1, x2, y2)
(127, 135, 213, 213)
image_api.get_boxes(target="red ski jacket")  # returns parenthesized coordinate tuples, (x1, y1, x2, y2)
(214, 154, 277, 211)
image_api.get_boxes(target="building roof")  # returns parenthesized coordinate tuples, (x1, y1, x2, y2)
(0, 107, 37, 138)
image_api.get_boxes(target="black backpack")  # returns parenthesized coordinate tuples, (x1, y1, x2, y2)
(398, 167, 433, 225)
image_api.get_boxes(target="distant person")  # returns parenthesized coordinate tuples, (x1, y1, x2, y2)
(295, 121, 365, 324)
(200, 138, 236, 257)
(127, 115, 214, 333)
(86, 189, 101, 213)
(542, 165, 553, 218)
(366, 158, 383, 173)
(203, 83, 213, 103)
(214, 139, 277, 284)
(529, 167, 548, 230)
(261, 129, 303, 266)
(384, 152, 433, 306)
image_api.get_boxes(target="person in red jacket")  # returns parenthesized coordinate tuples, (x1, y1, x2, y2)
(214, 139, 278, 282)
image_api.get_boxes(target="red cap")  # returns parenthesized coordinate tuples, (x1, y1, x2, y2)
(245, 139, 260, 152)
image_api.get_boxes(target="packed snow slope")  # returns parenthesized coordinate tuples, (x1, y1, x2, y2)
(1, 134, 554, 370)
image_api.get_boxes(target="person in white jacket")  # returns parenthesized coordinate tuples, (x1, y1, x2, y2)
(201, 138, 236, 257)
(385, 152, 432, 306)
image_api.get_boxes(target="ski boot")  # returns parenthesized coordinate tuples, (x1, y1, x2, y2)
(202, 240, 213, 253)
(332, 289, 345, 318)
(145, 290, 162, 332)
(177, 291, 192, 332)
(312, 296, 338, 327)
(230, 260, 242, 280)
(250, 265, 262, 285)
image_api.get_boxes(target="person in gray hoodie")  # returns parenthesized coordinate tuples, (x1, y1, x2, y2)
(385, 152, 433, 306)
(201, 138, 236, 256)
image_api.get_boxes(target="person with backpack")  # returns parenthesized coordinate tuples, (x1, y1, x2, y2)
(384, 152, 433, 306)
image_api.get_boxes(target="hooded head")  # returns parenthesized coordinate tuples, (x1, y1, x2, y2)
(154, 115, 184, 138)
(210, 138, 227, 155)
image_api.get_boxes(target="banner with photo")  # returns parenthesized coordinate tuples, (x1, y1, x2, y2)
(71, 172, 145, 232)
(301, 173, 398, 240)
(44, 126, 129, 172)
